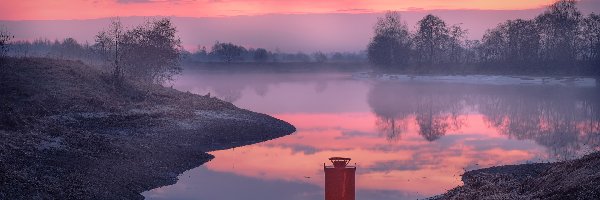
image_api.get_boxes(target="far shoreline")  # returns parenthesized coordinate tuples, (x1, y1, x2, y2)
(181, 61, 600, 78)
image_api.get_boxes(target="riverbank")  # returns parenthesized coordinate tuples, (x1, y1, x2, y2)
(353, 72, 597, 87)
(432, 151, 600, 199)
(182, 61, 371, 73)
(0, 57, 296, 199)
(182, 61, 599, 77)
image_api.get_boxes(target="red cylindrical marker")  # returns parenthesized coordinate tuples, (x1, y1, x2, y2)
(324, 157, 356, 200)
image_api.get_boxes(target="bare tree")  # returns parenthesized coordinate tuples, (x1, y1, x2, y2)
(414, 14, 449, 65)
(94, 18, 125, 81)
(506, 19, 540, 64)
(480, 24, 508, 64)
(581, 13, 600, 64)
(447, 24, 468, 64)
(367, 11, 412, 67)
(94, 18, 182, 84)
(121, 18, 183, 84)
(536, 0, 581, 63)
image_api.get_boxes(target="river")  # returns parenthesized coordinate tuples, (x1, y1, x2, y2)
(143, 71, 600, 200)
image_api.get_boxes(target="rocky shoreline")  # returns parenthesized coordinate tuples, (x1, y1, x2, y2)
(0, 58, 296, 199)
(432, 151, 600, 199)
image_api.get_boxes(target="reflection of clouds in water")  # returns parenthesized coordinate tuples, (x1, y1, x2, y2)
(356, 189, 425, 200)
(174, 72, 369, 114)
(476, 87, 600, 160)
(143, 166, 323, 200)
(146, 164, 426, 200)
(367, 82, 600, 159)
(368, 83, 467, 142)
(365, 159, 440, 172)
(279, 144, 320, 155)
(149, 112, 547, 198)
(155, 72, 600, 199)
(336, 130, 379, 140)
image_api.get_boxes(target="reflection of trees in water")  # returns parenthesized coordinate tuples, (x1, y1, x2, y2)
(254, 84, 268, 97)
(368, 83, 464, 142)
(415, 96, 464, 141)
(206, 78, 272, 102)
(314, 81, 329, 93)
(212, 85, 243, 102)
(185, 73, 338, 102)
(476, 87, 600, 159)
(368, 82, 600, 158)
(375, 116, 408, 142)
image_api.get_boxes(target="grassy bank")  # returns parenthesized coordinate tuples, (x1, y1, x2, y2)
(432, 152, 600, 199)
(0, 57, 295, 199)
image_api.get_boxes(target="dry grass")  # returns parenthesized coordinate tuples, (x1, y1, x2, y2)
(0, 57, 234, 130)
(435, 152, 600, 200)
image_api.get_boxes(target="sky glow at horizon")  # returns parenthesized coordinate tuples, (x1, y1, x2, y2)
(1, 0, 557, 21)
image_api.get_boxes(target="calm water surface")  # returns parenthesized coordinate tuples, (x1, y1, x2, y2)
(144, 71, 600, 200)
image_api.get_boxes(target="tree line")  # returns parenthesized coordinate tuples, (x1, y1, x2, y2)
(184, 42, 366, 64)
(2, 0, 599, 76)
(368, 0, 600, 74)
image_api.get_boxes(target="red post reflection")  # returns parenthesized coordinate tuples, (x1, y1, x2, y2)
(324, 157, 356, 200)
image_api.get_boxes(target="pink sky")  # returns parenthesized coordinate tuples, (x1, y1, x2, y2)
(1, 0, 558, 20)
(2, 0, 598, 52)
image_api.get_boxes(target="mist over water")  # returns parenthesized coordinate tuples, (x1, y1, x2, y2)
(144, 70, 600, 200)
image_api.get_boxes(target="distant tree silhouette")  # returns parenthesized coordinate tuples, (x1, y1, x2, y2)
(581, 13, 600, 65)
(447, 24, 468, 64)
(536, 0, 581, 63)
(253, 48, 269, 62)
(210, 42, 247, 63)
(505, 19, 540, 64)
(367, 11, 412, 67)
(312, 51, 327, 63)
(52, 38, 83, 60)
(0, 27, 13, 57)
(294, 52, 311, 62)
(192, 46, 209, 61)
(480, 19, 540, 65)
(414, 14, 449, 65)
(361, 0, 598, 73)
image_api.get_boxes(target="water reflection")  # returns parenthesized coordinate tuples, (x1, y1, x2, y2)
(145, 72, 600, 200)
(476, 86, 600, 159)
(367, 82, 600, 159)
(368, 83, 467, 143)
